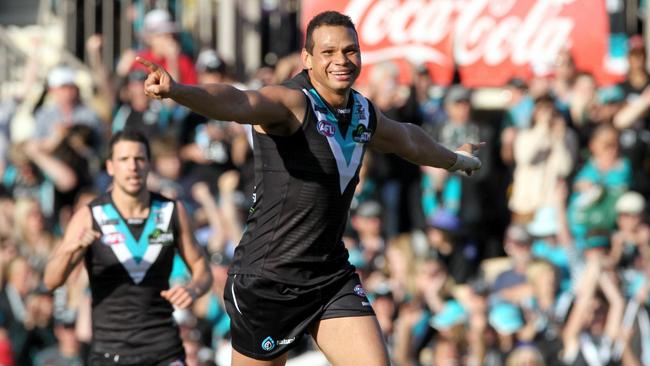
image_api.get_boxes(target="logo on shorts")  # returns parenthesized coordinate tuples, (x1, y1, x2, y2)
(317, 120, 336, 137)
(277, 337, 295, 345)
(261, 336, 275, 351)
(353, 284, 367, 297)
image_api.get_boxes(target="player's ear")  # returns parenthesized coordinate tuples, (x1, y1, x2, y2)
(106, 159, 114, 176)
(301, 48, 312, 70)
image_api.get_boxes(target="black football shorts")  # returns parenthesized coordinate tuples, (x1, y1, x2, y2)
(223, 271, 375, 360)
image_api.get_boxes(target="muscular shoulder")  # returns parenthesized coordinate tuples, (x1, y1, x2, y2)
(258, 85, 305, 113)
(254, 85, 306, 135)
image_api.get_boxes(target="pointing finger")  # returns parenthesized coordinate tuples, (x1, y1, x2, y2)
(135, 56, 158, 72)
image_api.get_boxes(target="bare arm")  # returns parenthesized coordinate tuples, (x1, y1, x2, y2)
(43, 206, 99, 291)
(369, 111, 482, 174)
(562, 258, 601, 354)
(161, 201, 213, 309)
(614, 87, 650, 129)
(24, 141, 78, 192)
(598, 271, 625, 340)
(137, 57, 304, 129)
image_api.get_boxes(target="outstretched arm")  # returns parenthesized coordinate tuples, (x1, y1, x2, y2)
(369, 111, 483, 175)
(136, 57, 304, 129)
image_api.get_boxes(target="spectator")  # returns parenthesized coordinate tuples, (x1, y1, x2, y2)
(569, 125, 631, 239)
(33, 316, 82, 366)
(33, 66, 104, 151)
(425, 209, 478, 283)
(1, 141, 77, 222)
(137, 9, 197, 85)
(112, 69, 171, 136)
(509, 96, 576, 221)
(608, 191, 650, 269)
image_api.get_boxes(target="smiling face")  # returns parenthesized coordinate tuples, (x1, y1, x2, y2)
(107, 140, 150, 197)
(302, 25, 361, 101)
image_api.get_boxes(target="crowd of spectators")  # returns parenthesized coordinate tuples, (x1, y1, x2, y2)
(0, 7, 649, 366)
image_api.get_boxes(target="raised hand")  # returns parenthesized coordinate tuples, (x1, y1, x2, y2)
(161, 285, 197, 309)
(77, 228, 101, 250)
(136, 56, 176, 99)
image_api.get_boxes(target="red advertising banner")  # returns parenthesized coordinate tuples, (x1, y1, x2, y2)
(302, 0, 623, 87)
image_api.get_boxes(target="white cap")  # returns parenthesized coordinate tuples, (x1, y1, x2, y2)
(47, 66, 77, 88)
(615, 191, 646, 214)
(142, 9, 178, 36)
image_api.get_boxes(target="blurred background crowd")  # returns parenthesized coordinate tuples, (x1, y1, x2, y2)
(0, 0, 649, 365)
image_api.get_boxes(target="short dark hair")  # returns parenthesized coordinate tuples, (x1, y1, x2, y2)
(304, 11, 357, 54)
(108, 129, 151, 160)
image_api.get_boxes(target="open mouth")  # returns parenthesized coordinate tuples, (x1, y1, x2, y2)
(330, 70, 354, 81)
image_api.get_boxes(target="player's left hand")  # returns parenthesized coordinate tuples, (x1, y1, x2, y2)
(450, 142, 485, 176)
(161, 285, 197, 309)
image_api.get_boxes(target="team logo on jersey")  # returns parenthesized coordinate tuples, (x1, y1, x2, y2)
(317, 120, 336, 137)
(261, 336, 275, 351)
(353, 284, 367, 297)
(102, 232, 125, 245)
(148, 228, 174, 246)
(352, 124, 372, 143)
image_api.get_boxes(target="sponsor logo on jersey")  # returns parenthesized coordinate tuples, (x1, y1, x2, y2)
(352, 124, 372, 143)
(353, 284, 367, 297)
(261, 336, 275, 351)
(102, 232, 125, 245)
(277, 337, 295, 345)
(317, 120, 336, 137)
(148, 228, 174, 246)
(101, 219, 119, 226)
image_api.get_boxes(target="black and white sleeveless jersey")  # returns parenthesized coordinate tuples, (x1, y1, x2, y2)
(85, 192, 183, 356)
(229, 71, 377, 285)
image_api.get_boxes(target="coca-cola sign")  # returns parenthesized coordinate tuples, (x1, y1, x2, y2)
(302, 0, 622, 87)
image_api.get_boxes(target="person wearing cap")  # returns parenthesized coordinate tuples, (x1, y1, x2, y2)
(492, 225, 533, 301)
(177, 50, 244, 191)
(33, 314, 82, 366)
(425, 209, 478, 283)
(487, 301, 526, 360)
(350, 200, 385, 273)
(137, 11, 482, 366)
(33, 66, 103, 150)
(608, 191, 649, 270)
(137, 9, 197, 85)
(427, 83, 495, 254)
(112, 68, 169, 136)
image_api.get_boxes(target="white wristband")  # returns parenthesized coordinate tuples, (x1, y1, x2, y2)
(448, 151, 482, 173)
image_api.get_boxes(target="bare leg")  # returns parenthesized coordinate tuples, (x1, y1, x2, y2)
(231, 349, 288, 366)
(310, 316, 390, 366)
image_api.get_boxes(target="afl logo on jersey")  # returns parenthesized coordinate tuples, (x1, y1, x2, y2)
(102, 232, 125, 245)
(317, 120, 336, 137)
